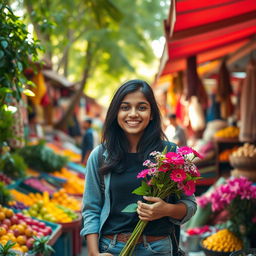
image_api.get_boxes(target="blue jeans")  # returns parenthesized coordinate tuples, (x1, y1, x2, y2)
(99, 235, 173, 256)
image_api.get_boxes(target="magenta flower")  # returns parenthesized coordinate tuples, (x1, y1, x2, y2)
(183, 180, 196, 196)
(192, 149, 204, 159)
(137, 169, 150, 178)
(197, 195, 210, 207)
(164, 152, 184, 165)
(178, 146, 193, 155)
(158, 164, 170, 172)
(170, 169, 186, 182)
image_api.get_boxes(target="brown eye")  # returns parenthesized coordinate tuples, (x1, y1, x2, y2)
(138, 105, 147, 111)
(120, 105, 129, 111)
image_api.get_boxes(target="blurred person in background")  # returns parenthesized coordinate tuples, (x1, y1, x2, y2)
(165, 114, 187, 147)
(81, 118, 95, 165)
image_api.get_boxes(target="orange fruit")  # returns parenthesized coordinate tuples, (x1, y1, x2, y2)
(16, 235, 26, 245)
(0, 227, 7, 236)
(4, 209, 14, 218)
(16, 225, 25, 235)
(0, 212, 5, 221)
(20, 245, 28, 253)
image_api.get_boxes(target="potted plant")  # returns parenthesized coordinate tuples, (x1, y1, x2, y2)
(0, 240, 21, 256)
(27, 236, 55, 256)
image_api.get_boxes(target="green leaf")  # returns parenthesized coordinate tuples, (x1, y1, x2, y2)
(162, 146, 168, 155)
(132, 180, 150, 196)
(0, 50, 4, 58)
(156, 183, 164, 190)
(121, 203, 137, 213)
(23, 89, 35, 97)
(17, 61, 23, 72)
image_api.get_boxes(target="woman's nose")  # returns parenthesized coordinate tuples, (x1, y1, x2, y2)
(128, 107, 138, 117)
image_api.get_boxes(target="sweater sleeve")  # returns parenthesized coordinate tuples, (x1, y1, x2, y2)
(80, 145, 103, 236)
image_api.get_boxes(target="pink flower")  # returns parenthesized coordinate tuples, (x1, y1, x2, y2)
(192, 149, 204, 159)
(137, 169, 150, 178)
(197, 195, 210, 207)
(164, 152, 184, 165)
(178, 146, 193, 155)
(170, 169, 186, 182)
(158, 164, 170, 172)
(252, 216, 256, 223)
(188, 164, 200, 177)
(183, 180, 196, 196)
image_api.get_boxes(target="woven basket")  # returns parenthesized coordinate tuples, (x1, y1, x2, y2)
(229, 155, 256, 171)
(200, 239, 233, 256)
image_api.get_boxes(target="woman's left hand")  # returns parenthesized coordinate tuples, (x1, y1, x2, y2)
(137, 196, 170, 221)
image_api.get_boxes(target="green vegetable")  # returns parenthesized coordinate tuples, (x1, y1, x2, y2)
(0, 182, 12, 206)
(0, 241, 16, 256)
(29, 236, 55, 256)
(0, 152, 27, 179)
(18, 141, 68, 173)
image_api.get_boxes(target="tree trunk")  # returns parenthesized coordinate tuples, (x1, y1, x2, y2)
(54, 42, 94, 131)
(24, 0, 52, 61)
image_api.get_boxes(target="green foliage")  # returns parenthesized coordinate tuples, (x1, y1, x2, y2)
(18, 0, 169, 100)
(18, 141, 68, 173)
(29, 236, 55, 256)
(121, 203, 138, 213)
(0, 1, 41, 104)
(0, 152, 27, 179)
(0, 107, 14, 144)
(0, 182, 12, 206)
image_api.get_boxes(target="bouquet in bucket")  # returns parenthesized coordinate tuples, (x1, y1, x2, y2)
(120, 146, 203, 256)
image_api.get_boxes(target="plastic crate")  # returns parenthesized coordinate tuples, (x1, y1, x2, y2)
(52, 232, 72, 256)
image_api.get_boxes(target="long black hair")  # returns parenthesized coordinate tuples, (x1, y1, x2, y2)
(100, 79, 166, 174)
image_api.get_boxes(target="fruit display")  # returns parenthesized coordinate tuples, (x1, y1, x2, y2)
(10, 189, 81, 212)
(0, 173, 12, 185)
(0, 205, 52, 254)
(22, 199, 78, 223)
(202, 229, 243, 253)
(231, 143, 256, 158)
(52, 168, 84, 195)
(9, 190, 42, 207)
(214, 126, 240, 139)
(23, 177, 56, 194)
(219, 146, 238, 161)
(8, 201, 27, 211)
(46, 143, 81, 162)
(51, 189, 81, 211)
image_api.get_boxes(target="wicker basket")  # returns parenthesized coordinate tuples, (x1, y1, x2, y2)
(229, 155, 256, 171)
(200, 239, 233, 256)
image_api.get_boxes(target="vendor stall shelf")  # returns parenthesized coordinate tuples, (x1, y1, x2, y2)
(214, 138, 243, 177)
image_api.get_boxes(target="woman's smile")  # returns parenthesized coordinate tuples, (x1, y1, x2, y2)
(117, 90, 151, 141)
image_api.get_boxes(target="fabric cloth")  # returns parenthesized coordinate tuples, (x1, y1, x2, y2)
(99, 235, 173, 255)
(239, 60, 256, 142)
(80, 144, 197, 239)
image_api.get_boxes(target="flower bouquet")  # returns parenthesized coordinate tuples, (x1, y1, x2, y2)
(197, 176, 256, 247)
(119, 146, 203, 256)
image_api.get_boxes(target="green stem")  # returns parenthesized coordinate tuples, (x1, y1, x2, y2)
(119, 220, 148, 256)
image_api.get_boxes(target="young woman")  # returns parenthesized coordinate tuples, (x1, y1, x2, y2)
(80, 80, 197, 256)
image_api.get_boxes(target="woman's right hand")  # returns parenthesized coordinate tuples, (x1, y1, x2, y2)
(99, 253, 113, 256)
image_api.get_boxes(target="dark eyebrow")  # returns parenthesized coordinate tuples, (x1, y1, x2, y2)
(121, 101, 149, 105)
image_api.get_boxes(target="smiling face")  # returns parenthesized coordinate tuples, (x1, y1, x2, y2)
(117, 90, 152, 147)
